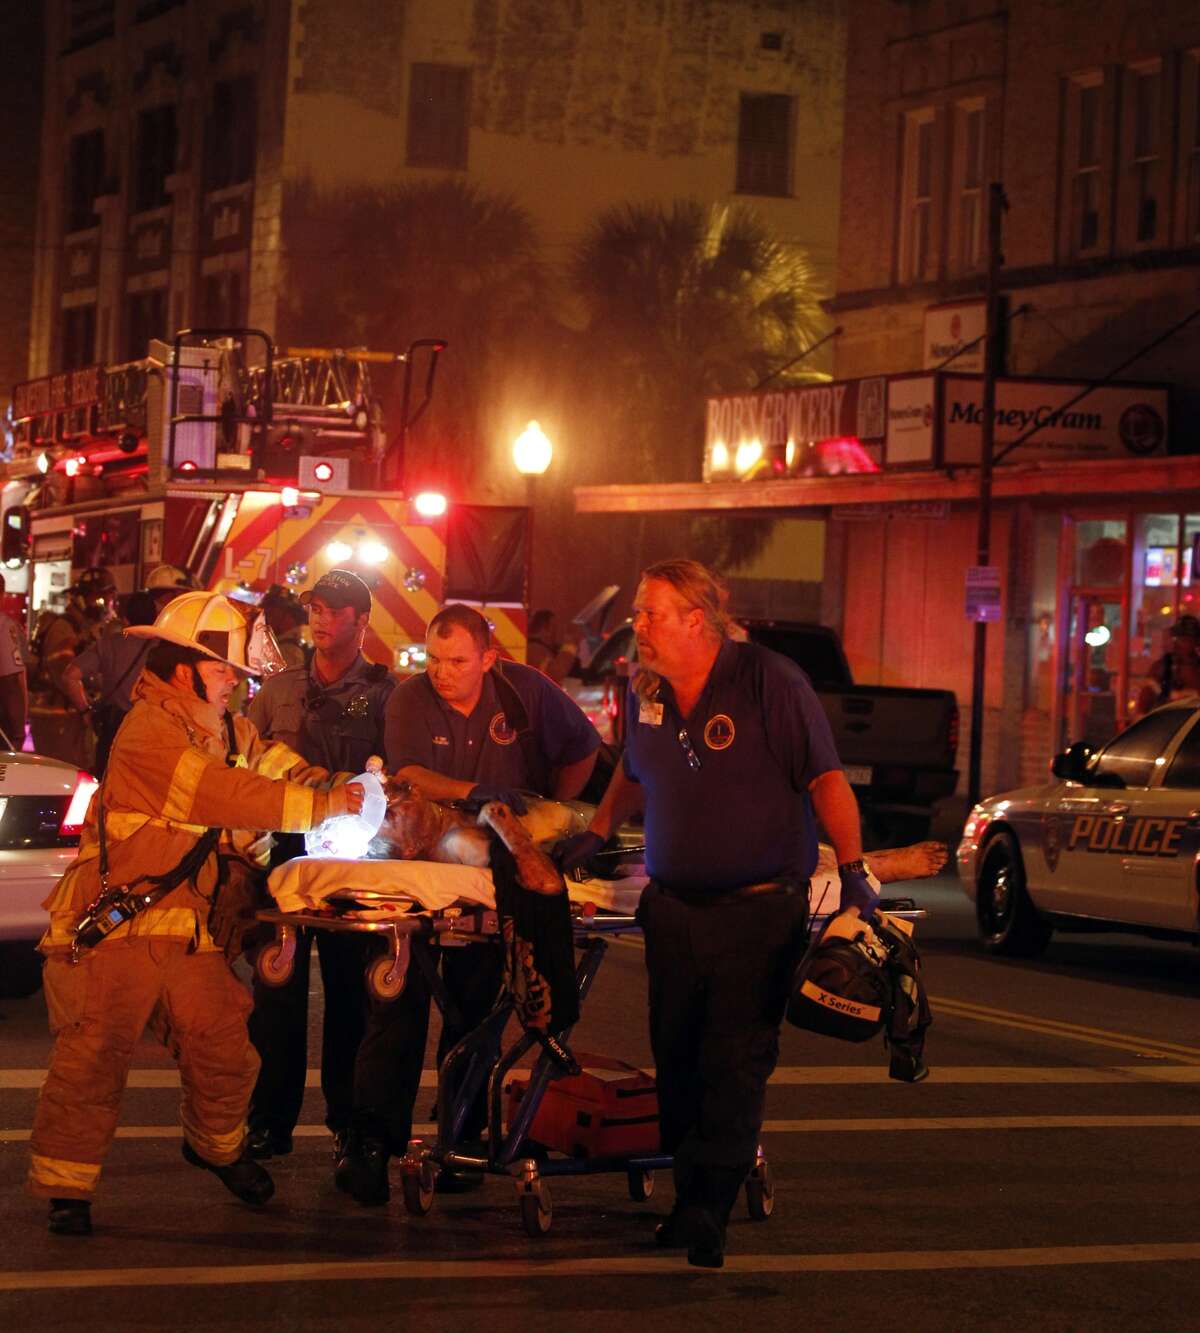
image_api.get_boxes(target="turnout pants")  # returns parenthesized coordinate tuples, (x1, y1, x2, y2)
(248, 926, 369, 1138)
(352, 940, 504, 1153)
(638, 881, 808, 1228)
(28, 938, 259, 1200)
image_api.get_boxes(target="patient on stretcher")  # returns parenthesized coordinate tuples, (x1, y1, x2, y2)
(368, 777, 947, 888)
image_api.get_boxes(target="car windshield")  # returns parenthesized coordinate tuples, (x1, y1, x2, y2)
(1090, 707, 1194, 788)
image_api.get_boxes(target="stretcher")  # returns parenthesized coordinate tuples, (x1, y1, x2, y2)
(254, 856, 920, 1237)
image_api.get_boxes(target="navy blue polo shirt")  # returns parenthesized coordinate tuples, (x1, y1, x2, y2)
(623, 638, 841, 893)
(385, 660, 600, 794)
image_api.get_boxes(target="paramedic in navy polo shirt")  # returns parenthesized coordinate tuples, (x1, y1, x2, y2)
(335, 602, 601, 1204)
(560, 558, 877, 1269)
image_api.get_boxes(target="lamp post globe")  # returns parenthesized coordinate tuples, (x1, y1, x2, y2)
(513, 420, 553, 476)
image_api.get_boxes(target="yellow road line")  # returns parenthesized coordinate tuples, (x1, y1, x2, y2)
(3, 1242, 1200, 1290)
(5, 1065, 1200, 1091)
(6, 1114, 1200, 1145)
(931, 995, 1200, 1064)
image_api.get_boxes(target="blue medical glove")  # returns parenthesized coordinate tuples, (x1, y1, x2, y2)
(555, 830, 606, 874)
(838, 861, 880, 919)
(467, 784, 529, 815)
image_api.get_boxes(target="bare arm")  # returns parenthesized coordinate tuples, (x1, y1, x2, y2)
(586, 763, 644, 840)
(550, 749, 597, 800)
(808, 769, 863, 866)
(395, 763, 476, 803)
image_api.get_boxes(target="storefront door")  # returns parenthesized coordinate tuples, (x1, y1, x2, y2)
(1060, 590, 1124, 750)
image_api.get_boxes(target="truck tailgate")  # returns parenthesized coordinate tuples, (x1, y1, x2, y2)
(818, 685, 958, 771)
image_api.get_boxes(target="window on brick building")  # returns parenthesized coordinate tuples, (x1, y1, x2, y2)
(200, 268, 246, 329)
(1062, 72, 1107, 257)
(65, 0, 114, 49)
(66, 129, 105, 233)
(205, 77, 257, 191)
(736, 93, 793, 196)
(60, 304, 97, 371)
(134, 105, 177, 213)
(124, 287, 166, 361)
(899, 108, 937, 283)
(407, 64, 470, 170)
(952, 100, 987, 272)
(1121, 62, 1163, 247)
(1188, 54, 1200, 242)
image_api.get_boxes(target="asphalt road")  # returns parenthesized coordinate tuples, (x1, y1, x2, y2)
(2, 871, 1199, 1332)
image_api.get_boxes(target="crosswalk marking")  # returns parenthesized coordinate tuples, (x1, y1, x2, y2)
(3, 1241, 1200, 1291)
(6, 1114, 1200, 1144)
(3, 1063, 1200, 1090)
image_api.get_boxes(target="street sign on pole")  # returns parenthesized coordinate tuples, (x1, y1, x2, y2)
(966, 565, 1002, 622)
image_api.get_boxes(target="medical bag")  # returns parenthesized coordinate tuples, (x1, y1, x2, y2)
(503, 1053, 659, 1160)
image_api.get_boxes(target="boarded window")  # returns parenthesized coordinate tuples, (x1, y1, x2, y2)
(736, 93, 792, 197)
(205, 77, 257, 191)
(125, 288, 167, 361)
(134, 105, 177, 212)
(407, 64, 470, 170)
(61, 305, 97, 371)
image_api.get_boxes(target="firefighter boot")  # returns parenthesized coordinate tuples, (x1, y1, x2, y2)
(48, 1198, 92, 1236)
(182, 1141, 275, 1206)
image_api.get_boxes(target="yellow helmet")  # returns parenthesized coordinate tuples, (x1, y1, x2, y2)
(126, 591, 269, 675)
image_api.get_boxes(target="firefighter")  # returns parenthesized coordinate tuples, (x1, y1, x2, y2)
(27, 591, 365, 1236)
(28, 567, 116, 768)
(260, 584, 310, 670)
(244, 569, 393, 1170)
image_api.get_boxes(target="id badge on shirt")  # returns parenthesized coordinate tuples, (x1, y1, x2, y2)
(638, 700, 664, 727)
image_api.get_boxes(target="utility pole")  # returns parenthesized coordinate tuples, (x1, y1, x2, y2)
(967, 183, 1007, 810)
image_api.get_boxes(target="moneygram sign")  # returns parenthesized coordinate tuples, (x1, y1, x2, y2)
(941, 375, 1169, 465)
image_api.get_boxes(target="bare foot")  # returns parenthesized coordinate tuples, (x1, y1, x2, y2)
(866, 841, 948, 884)
(478, 801, 565, 896)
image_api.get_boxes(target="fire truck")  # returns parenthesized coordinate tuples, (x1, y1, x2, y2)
(4, 329, 530, 664)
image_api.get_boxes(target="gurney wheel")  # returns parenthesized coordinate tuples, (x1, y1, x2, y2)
(255, 939, 295, 988)
(400, 1161, 436, 1216)
(627, 1168, 654, 1202)
(365, 953, 407, 1002)
(519, 1180, 553, 1237)
(746, 1160, 774, 1221)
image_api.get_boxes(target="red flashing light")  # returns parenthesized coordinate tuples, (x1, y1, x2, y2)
(179, 459, 198, 472)
(413, 491, 448, 519)
(312, 460, 334, 484)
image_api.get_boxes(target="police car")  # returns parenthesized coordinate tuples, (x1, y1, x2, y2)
(0, 751, 95, 997)
(957, 700, 1200, 956)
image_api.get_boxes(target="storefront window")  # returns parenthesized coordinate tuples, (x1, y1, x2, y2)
(1130, 512, 1180, 714)
(1026, 512, 1060, 714)
(1073, 518, 1127, 585)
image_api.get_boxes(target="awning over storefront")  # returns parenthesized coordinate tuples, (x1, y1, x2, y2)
(575, 454, 1200, 515)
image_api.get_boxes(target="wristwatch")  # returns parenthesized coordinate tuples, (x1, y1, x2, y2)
(837, 859, 866, 876)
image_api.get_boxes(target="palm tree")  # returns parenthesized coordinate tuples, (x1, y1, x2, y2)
(277, 178, 550, 498)
(569, 198, 828, 568)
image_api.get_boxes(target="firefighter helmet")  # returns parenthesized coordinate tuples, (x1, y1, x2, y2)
(145, 563, 197, 592)
(786, 911, 892, 1043)
(126, 590, 275, 675)
(69, 567, 117, 620)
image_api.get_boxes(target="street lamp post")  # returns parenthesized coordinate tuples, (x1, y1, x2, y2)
(513, 420, 553, 621)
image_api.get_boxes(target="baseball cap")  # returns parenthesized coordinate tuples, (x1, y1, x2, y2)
(299, 568, 372, 615)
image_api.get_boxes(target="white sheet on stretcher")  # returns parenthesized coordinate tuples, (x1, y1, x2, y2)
(267, 858, 876, 920)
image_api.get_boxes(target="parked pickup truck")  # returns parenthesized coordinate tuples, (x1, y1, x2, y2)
(565, 617, 959, 844)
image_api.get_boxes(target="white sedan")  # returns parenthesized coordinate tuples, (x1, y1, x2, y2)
(0, 751, 95, 996)
(957, 700, 1200, 955)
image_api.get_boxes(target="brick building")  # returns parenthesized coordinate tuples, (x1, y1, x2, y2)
(579, 0, 1200, 810)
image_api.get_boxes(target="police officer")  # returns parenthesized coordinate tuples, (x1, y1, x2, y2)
(560, 559, 876, 1269)
(335, 602, 601, 1204)
(244, 569, 395, 1171)
(29, 567, 116, 768)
